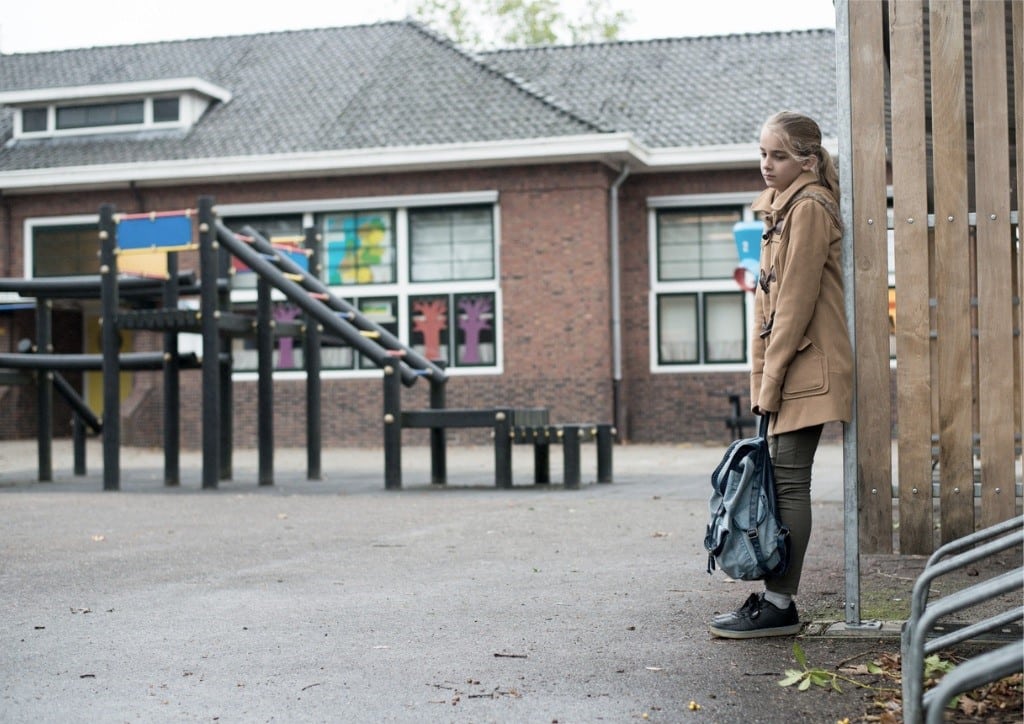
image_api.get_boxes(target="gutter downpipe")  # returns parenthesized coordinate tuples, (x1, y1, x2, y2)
(609, 164, 630, 441)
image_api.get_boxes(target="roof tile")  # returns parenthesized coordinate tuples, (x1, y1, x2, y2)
(0, 22, 837, 172)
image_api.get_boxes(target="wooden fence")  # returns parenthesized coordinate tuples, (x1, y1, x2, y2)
(844, 0, 1022, 555)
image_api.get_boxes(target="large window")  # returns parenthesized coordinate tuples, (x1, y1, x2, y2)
(409, 206, 494, 282)
(651, 204, 749, 369)
(657, 208, 739, 280)
(31, 224, 99, 277)
(322, 211, 396, 285)
(57, 101, 144, 130)
(230, 296, 400, 373)
(221, 194, 500, 376)
(408, 291, 496, 366)
(4, 80, 230, 139)
(21, 97, 184, 135)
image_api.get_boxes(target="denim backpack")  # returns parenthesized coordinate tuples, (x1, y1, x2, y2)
(704, 415, 790, 581)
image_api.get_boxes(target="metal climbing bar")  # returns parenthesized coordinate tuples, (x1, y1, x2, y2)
(236, 224, 447, 383)
(213, 221, 422, 385)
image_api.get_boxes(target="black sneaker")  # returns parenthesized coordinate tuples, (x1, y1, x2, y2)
(709, 592, 802, 639)
(710, 592, 761, 625)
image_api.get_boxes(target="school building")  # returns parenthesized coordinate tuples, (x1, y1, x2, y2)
(0, 21, 839, 448)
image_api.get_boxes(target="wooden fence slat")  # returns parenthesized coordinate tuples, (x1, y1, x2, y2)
(850, 0, 894, 553)
(971, 0, 1016, 529)
(889, 0, 933, 554)
(929, 0, 975, 544)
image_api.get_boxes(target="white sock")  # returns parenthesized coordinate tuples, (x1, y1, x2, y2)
(764, 591, 792, 609)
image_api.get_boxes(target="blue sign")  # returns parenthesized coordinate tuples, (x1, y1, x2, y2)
(118, 214, 194, 252)
(733, 221, 762, 292)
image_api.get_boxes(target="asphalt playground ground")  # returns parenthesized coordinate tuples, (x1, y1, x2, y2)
(0, 436, 984, 723)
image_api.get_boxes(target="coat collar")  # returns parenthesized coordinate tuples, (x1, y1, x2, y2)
(751, 170, 821, 219)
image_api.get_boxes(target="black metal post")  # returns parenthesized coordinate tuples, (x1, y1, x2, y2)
(217, 225, 233, 482)
(257, 274, 274, 486)
(163, 252, 180, 486)
(304, 226, 322, 481)
(198, 196, 220, 489)
(562, 424, 582, 490)
(429, 375, 447, 485)
(99, 204, 120, 491)
(534, 432, 550, 484)
(596, 423, 613, 483)
(72, 415, 86, 476)
(494, 409, 512, 488)
(383, 362, 402, 489)
(34, 298, 53, 482)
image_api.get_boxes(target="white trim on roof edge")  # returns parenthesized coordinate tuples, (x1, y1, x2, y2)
(0, 133, 767, 193)
(646, 138, 839, 172)
(0, 77, 233, 105)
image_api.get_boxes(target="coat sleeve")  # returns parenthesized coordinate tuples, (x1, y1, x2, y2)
(755, 199, 833, 413)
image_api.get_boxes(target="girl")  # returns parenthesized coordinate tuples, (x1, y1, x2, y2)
(710, 111, 853, 639)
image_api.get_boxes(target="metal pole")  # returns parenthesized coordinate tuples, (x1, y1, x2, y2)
(383, 362, 402, 489)
(163, 252, 180, 486)
(198, 196, 220, 489)
(99, 204, 120, 491)
(35, 298, 52, 482)
(217, 228, 233, 482)
(834, 0, 864, 628)
(562, 425, 581, 490)
(304, 227, 322, 481)
(257, 274, 274, 486)
(72, 414, 86, 476)
(494, 409, 512, 488)
(429, 372, 447, 485)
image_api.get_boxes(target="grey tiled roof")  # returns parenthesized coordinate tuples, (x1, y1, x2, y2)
(0, 21, 837, 173)
(0, 21, 600, 171)
(480, 30, 837, 147)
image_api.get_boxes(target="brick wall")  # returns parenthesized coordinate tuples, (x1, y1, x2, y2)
(0, 161, 859, 450)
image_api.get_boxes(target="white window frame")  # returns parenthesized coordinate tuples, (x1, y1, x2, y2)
(220, 191, 503, 381)
(647, 192, 759, 374)
(23, 214, 98, 279)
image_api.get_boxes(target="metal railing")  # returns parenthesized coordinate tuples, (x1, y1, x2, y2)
(900, 515, 1024, 723)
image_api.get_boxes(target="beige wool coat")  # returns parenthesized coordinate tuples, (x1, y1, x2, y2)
(750, 170, 854, 435)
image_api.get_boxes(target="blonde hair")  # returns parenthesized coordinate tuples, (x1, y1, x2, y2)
(762, 111, 839, 200)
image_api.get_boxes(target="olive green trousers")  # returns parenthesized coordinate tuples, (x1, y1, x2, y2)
(766, 423, 824, 597)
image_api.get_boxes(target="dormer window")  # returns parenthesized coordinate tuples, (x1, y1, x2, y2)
(22, 107, 48, 133)
(0, 78, 230, 139)
(153, 97, 180, 123)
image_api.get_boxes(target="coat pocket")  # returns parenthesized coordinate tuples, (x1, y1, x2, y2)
(782, 337, 829, 399)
